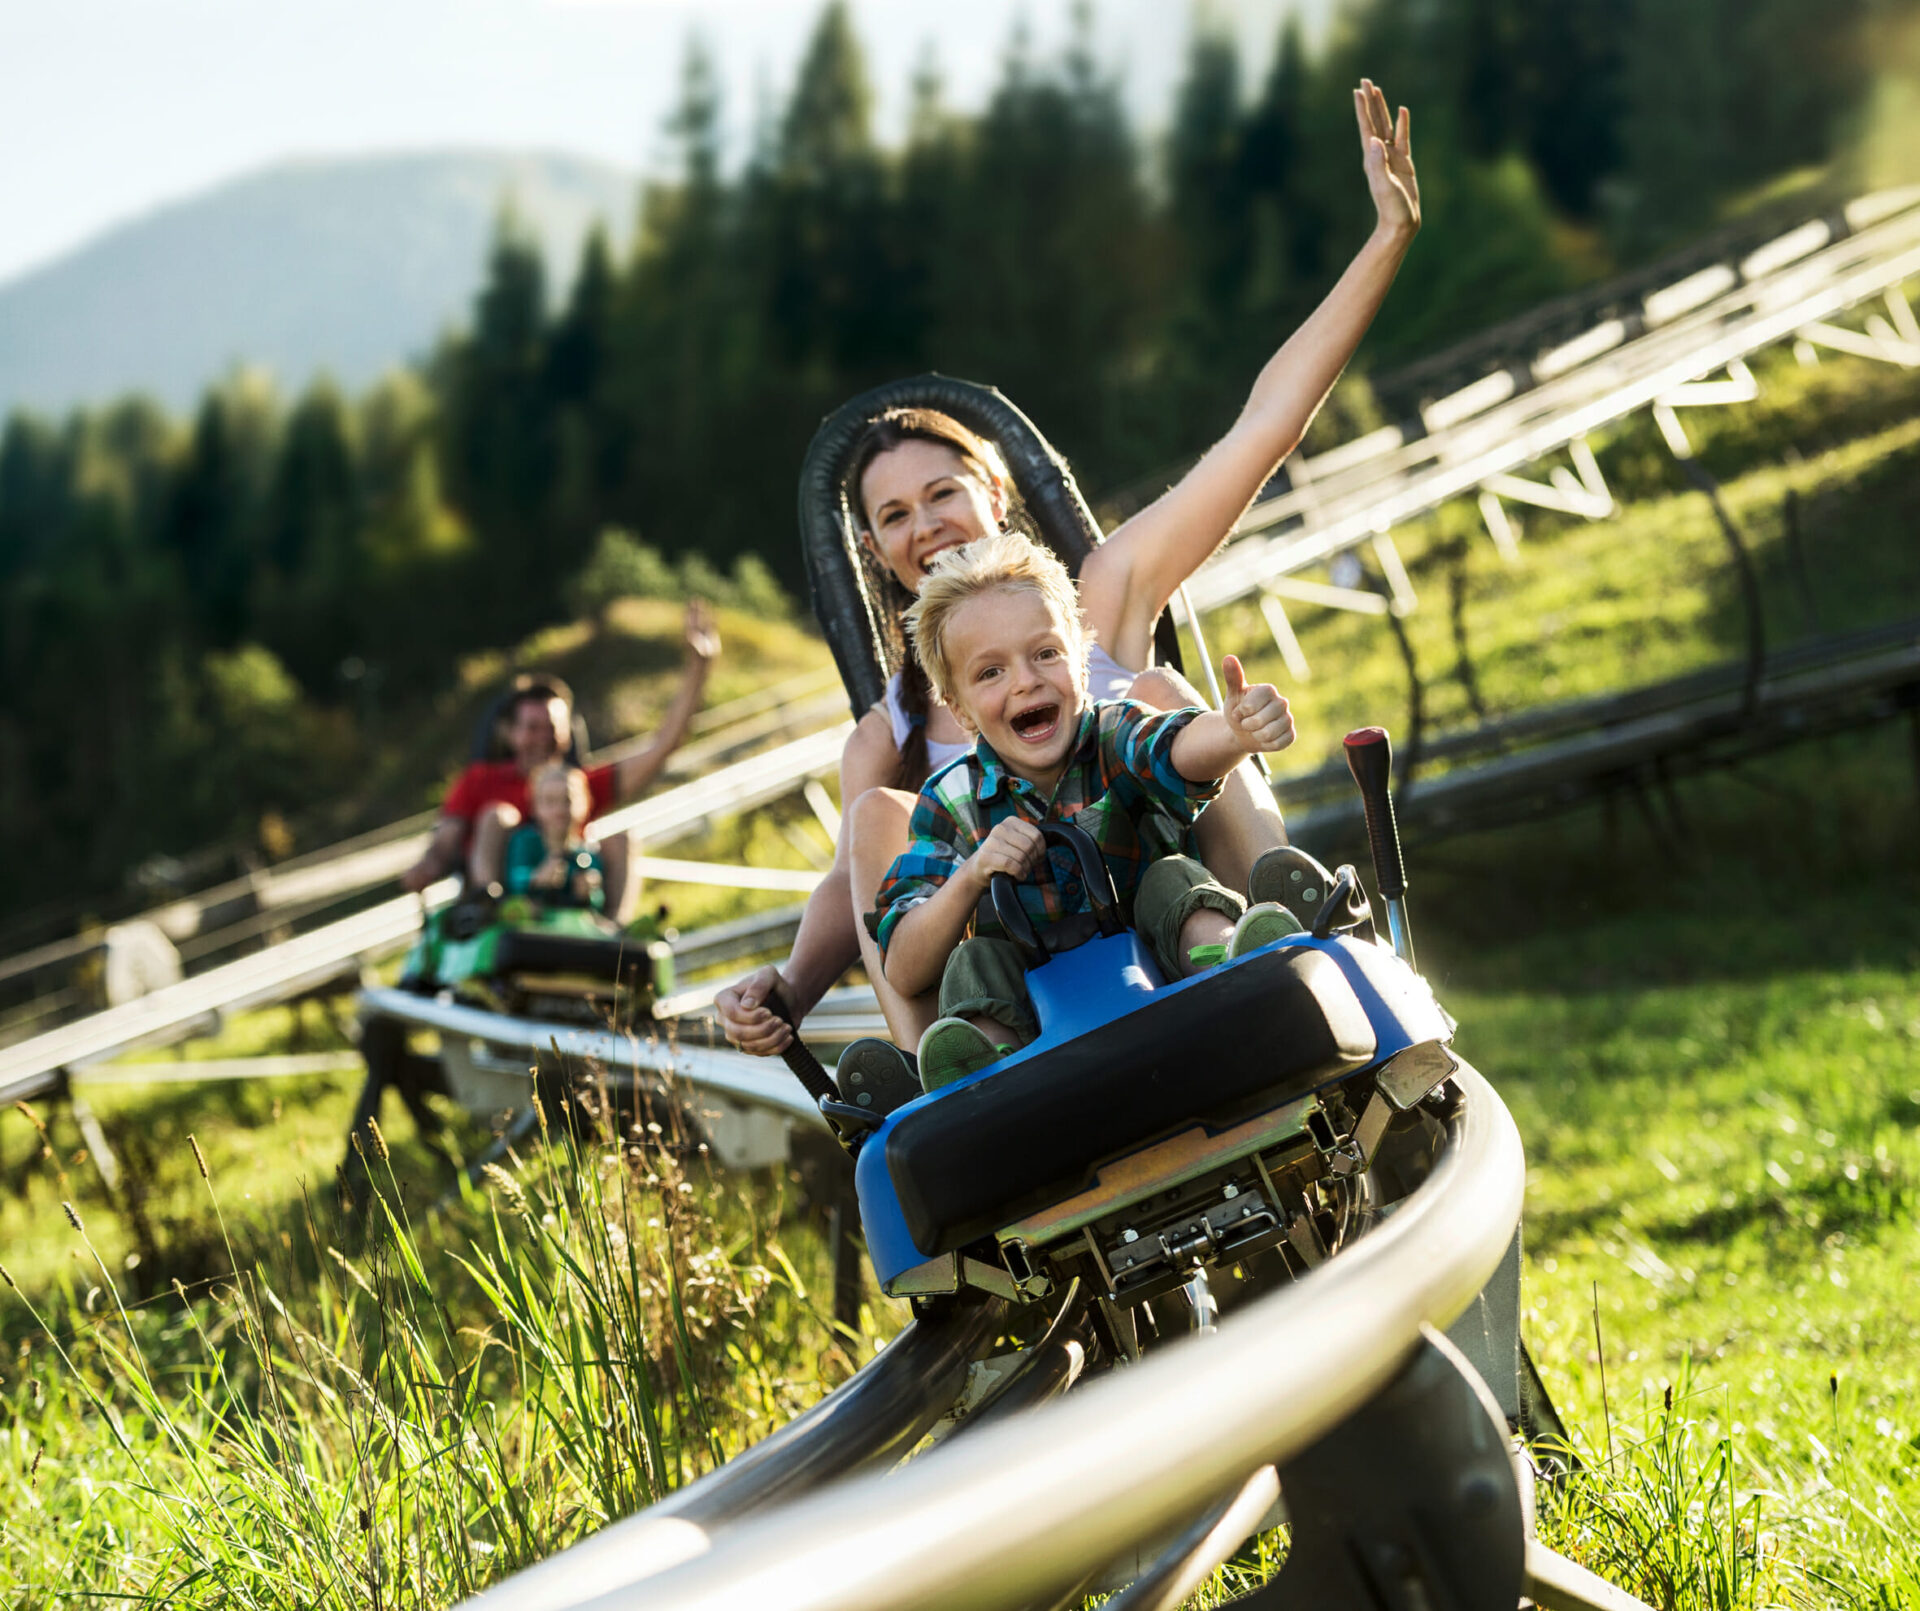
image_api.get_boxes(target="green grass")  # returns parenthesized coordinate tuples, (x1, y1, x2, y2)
(1474, 954, 1920, 1605)
(0, 1077, 883, 1608)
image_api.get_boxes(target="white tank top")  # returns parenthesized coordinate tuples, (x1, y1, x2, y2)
(879, 643, 1137, 773)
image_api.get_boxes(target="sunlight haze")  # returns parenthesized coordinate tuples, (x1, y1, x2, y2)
(0, 0, 1314, 286)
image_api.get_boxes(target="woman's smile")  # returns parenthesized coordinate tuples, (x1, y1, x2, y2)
(859, 438, 1006, 593)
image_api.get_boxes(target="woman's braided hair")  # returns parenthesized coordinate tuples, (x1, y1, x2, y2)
(845, 407, 1035, 791)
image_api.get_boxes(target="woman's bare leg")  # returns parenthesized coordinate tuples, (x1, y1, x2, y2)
(1129, 667, 1287, 894)
(846, 787, 942, 1049)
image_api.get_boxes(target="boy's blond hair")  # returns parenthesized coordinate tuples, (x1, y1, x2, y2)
(528, 759, 593, 826)
(904, 530, 1086, 705)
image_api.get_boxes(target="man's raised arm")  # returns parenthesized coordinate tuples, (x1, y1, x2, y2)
(611, 598, 721, 802)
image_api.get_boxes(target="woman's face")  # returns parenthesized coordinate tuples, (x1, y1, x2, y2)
(859, 439, 1007, 594)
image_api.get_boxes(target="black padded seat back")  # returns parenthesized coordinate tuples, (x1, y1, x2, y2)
(797, 373, 1182, 719)
(490, 929, 650, 986)
(886, 945, 1377, 1256)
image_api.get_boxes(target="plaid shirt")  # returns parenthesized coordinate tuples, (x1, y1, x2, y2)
(870, 699, 1221, 956)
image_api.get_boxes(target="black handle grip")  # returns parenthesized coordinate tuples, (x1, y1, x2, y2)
(765, 989, 839, 1107)
(987, 820, 1124, 969)
(991, 873, 1048, 970)
(1344, 727, 1407, 901)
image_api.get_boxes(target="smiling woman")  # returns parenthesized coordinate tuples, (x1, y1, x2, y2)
(718, 77, 1422, 1054)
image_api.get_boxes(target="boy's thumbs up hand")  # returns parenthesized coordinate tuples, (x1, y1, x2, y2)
(1221, 654, 1296, 756)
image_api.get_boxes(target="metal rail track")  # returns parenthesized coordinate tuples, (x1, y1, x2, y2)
(463, 1064, 1523, 1611)
(1286, 624, 1920, 843)
(1190, 195, 1920, 615)
(354, 985, 828, 1129)
(0, 726, 848, 1105)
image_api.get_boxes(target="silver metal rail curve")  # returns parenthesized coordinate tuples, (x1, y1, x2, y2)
(464, 1062, 1523, 1611)
(0, 724, 849, 1104)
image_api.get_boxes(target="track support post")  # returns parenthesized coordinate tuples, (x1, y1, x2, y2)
(1241, 1327, 1523, 1609)
(1239, 1328, 1650, 1611)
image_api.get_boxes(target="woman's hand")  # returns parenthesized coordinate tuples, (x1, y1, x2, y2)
(717, 965, 797, 1055)
(530, 854, 569, 890)
(964, 817, 1046, 892)
(1222, 655, 1295, 755)
(1355, 78, 1419, 238)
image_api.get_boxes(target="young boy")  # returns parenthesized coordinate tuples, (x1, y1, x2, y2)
(869, 531, 1302, 1090)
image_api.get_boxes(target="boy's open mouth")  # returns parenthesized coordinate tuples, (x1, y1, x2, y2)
(1009, 702, 1061, 743)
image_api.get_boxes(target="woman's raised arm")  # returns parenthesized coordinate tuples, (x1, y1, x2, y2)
(1079, 81, 1420, 671)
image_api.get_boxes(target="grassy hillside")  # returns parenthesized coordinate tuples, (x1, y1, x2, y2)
(1210, 346, 1920, 770)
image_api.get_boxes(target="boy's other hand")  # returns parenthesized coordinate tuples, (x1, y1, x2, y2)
(1222, 655, 1296, 754)
(967, 816, 1045, 891)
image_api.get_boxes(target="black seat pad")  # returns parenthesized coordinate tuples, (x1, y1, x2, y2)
(886, 945, 1377, 1256)
(490, 929, 651, 985)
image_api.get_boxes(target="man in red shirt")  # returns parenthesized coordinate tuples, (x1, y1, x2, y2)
(400, 600, 720, 916)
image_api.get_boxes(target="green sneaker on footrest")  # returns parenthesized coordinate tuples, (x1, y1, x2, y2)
(1227, 901, 1304, 959)
(916, 1017, 1014, 1093)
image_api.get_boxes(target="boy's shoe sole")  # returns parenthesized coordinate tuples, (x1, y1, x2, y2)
(1248, 846, 1337, 932)
(1227, 901, 1304, 960)
(916, 1017, 1011, 1093)
(834, 1038, 922, 1116)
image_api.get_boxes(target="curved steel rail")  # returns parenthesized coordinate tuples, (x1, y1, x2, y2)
(463, 1062, 1524, 1611)
(355, 985, 830, 1127)
(0, 724, 849, 1104)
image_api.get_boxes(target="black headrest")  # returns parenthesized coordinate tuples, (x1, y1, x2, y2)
(796, 373, 1181, 718)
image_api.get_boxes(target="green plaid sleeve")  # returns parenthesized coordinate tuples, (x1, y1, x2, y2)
(868, 785, 972, 957)
(1100, 700, 1223, 824)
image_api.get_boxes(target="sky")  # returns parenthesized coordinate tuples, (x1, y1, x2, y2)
(0, 0, 1320, 288)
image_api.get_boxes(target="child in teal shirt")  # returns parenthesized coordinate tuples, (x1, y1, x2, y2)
(504, 760, 606, 910)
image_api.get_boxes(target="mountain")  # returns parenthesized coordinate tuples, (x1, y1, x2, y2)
(0, 151, 638, 418)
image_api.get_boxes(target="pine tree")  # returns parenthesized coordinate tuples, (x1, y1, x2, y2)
(256, 381, 363, 692)
(164, 374, 277, 646)
(932, 7, 1161, 483)
(436, 214, 560, 627)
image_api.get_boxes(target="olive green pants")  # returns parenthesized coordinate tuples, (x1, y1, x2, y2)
(938, 854, 1244, 1038)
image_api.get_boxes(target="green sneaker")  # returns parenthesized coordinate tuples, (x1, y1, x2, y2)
(916, 1017, 1013, 1092)
(1227, 901, 1304, 960)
